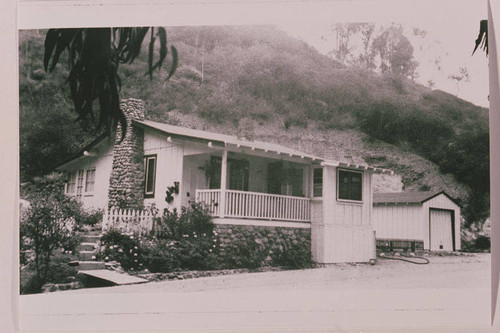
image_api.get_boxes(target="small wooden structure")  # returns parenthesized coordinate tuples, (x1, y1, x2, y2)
(373, 191, 461, 251)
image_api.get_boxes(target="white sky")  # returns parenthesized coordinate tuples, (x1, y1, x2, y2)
(277, 0, 489, 107)
(16, 0, 489, 107)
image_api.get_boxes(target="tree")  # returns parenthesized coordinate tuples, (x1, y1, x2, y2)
(20, 173, 83, 289)
(44, 27, 178, 139)
(448, 66, 470, 96)
(329, 23, 362, 65)
(371, 25, 419, 79)
(473, 20, 488, 55)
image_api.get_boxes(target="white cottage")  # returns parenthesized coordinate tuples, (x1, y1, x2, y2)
(373, 191, 461, 251)
(56, 98, 392, 263)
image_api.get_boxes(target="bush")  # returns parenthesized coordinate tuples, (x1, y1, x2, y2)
(20, 253, 78, 294)
(475, 235, 490, 251)
(20, 173, 81, 286)
(271, 237, 313, 269)
(153, 202, 214, 241)
(142, 239, 181, 273)
(99, 229, 146, 271)
(77, 208, 103, 228)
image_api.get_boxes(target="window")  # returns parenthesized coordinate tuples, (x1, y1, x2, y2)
(338, 169, 362, 201)
(144, 155, 157, 198)
(66, 172, 76, 194)
(228, 159, 249, 191)
(313, 168, 323, 197)
(85, 168, 96, 193)
(76, 170, 84, 198)
(208, 156, 249, 191)
(267, 162, 304, 197)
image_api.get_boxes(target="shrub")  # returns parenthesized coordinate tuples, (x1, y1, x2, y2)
(153, 202, 214, 241)
(270, 237, 313, 269)
(20, 173, 81, 285)
(99, 229, 146, 271)
(77, 208, 103, 228)
(20, 252, 78, 294)
(475, 235, 491, 251)
(142, 239, 181, 273)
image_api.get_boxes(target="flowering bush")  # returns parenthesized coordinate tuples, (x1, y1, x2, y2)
(153, 202, 214, 241)
(142, 203, 221, 272)
(98, 229, 146, 271)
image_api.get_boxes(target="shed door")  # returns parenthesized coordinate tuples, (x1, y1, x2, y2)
(430, 209, 454, 251)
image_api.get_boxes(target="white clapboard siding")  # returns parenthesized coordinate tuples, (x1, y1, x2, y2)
(102, 207, 153, 235)
(373, 203, 423, 241)
(373, 193, 461, 251)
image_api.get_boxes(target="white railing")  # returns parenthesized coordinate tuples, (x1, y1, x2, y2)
(195, 189, 221, 217)
(196, 189, 311, 222)
(102, 207, 154, 235)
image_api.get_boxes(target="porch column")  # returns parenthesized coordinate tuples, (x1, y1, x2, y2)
(220, 149, 228, 218)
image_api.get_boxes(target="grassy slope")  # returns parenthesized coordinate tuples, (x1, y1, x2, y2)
(117, 26, 482, 202)
(19, 27, 486, 205)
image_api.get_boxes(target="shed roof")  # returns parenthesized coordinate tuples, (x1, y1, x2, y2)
(373, 191, 460, 206)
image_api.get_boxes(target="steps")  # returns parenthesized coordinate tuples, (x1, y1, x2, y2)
(74, 230, 102, 269)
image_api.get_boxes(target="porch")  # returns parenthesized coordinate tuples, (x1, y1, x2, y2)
(196, 189, 311, 222)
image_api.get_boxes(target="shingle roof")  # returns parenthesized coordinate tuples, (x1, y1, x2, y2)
(373, 191, 460, 206)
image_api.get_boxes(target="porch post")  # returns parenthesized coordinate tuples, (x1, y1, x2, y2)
(220, 149, 228, 218)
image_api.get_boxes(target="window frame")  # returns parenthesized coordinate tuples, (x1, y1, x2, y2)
(336, 168, 363, 203)
(312, 167, 323, 198)
(84, 168, 96, 195)
(65, 171, 77, 194)
(144, 154, 157, 198)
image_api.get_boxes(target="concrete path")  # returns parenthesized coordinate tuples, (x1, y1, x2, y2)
(19, 254, 492, 331)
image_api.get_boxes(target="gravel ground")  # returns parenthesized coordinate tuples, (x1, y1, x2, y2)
(68, 252, 490, 294)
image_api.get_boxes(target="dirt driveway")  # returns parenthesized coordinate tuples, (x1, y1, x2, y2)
(20, 253, 492, 331)
(71, 252, 490, 294)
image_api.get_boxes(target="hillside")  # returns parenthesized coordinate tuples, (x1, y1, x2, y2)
(18, 26, 489, 226)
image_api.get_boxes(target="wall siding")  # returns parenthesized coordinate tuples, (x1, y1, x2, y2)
(373, 203, 423, 241)
(313, 166, 375, 263)
(143, 131, 184, 212)
(60, 141, 114, 210)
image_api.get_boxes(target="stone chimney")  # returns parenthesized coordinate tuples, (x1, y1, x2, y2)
(107, 98, 146, 209)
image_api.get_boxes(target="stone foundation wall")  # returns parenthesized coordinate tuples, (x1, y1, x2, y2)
(108, 98, 146, 209)
(215, 224, 312, 265)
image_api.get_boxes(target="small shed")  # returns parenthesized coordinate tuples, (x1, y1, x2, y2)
(373, 191, 461, 251)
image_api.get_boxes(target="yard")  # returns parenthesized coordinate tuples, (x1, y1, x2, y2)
(20, 253, 491, 331)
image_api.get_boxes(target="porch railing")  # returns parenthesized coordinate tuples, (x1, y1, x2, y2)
(102, 207, 154, 235)
(196, 189, 311, 222)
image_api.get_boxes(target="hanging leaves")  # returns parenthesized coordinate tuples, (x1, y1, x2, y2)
(472, 20, 488, 56)
(43, 27, 178, 140)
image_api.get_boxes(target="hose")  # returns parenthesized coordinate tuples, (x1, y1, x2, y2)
(377, 253, 430, 265)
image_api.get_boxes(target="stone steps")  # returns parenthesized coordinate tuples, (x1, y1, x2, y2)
(79, 235, 101, 243)
(78, 242, 97, 252)
(69, 261, 106, 271)
(79, 250, 97, 261)
(74, 230, 102, 263)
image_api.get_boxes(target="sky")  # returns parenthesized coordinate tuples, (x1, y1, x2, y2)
(277, 0, 489, 108)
